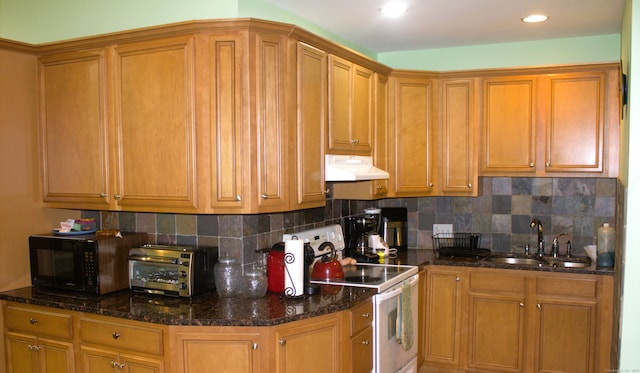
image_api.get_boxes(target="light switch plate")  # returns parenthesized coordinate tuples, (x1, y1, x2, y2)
(433, 224, 453, 235)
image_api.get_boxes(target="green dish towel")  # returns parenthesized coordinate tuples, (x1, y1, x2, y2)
(396, 279, 413, 351)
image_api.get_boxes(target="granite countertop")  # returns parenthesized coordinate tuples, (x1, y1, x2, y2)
(0, 249, 613, 328)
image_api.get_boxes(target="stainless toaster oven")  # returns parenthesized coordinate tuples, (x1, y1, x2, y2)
(128, 244, 217, 297)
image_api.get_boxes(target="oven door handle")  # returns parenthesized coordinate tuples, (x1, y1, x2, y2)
(128, 255, 178, 264)
(375, 274, 418, 303)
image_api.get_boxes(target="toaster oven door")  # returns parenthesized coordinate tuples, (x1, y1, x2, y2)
(129, 258, 185, 297)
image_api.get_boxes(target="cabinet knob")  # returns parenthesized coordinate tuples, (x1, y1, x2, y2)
(261, 194, 268, 199)
(520, 302, 525, 307)
(529, 162, 535, 167)
(110, 361, 118, 368)
(537, 303, 541, 309)
(467, 183, 472, 188)
(428, 183, 434, 188)
(361, 313, 370, 318)
(112, 332, 120, 339)
(99, 193, 106, 198)
(29, 318, 37, 325)
(236, 195, 242, 201)
(350, 139, 360, 145)
(278, 339, 286, 346)
(545, 162, 550, 168)
(113, 194, 121, 200)
(252, 342, 258, 350)
(118, 363, 125, 369)
(323, 189, 331, 197)
(360, 340, 370, 345)
(28, 344, 40, 351)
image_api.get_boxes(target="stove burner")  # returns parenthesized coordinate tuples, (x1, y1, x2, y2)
(344, 275, 382, 283)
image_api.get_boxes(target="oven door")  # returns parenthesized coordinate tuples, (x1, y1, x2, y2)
(373, 274, 419, 373)
(128, 258, 183, 296)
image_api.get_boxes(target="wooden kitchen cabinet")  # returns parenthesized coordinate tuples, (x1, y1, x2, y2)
(344, 300, 373, 373)
(423, 267, 464, 369)
(272, 312, 342, 373)
(327, 54, 373, 155)
(78, 315, 167, 373)
(3, 303, 76, 373)
(466, 270, 527, 372)
(480, 64, 619, 177)
(170, 327, 265, 373)
(438, 78, 479, 196)
(421, 266, 614, 373)
(39, 35, 200, 213)
(388, 71, 437, 196)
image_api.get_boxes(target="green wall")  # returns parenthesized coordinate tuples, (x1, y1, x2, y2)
(0, 0, 620, 69)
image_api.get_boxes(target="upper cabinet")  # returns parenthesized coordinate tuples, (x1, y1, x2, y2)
(40, 35, 199, 213)
(480, 65, 619, 177)
(327, 54, 374, 155)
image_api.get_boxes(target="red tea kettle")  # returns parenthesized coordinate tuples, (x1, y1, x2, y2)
(311, 242, 344, 280)
(267, 242, 286, 293)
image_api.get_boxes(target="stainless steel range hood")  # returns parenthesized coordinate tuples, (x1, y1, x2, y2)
(325, 154, 389, 181)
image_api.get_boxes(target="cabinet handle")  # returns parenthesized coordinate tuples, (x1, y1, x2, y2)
(113, 193, 121, 200)
(519, 302, 525, 307)
(112, 332, 120, 339)
(278, 339, 286, 346)
(537, 303, 541, 309)
(261, 194, 268, 199)
(361, 313, 370, 318)
(360, 340, 370, 345)
(99, 193, 106, 198)
(545, 162, 550, 168)
(118, 363, 125, 369)
(428, 183, 434, 188)
(323, 189, 331, 197)
(110, 361, 118, 368)
(29, 318, 37, 325)
(28, 344, 40, 351)
(467, 183, 472, 188)
(252, 342, 258, 350)
(529, 162, 535, 167)
(236, 195, 242, 201)
(456, 276, 460, 281)
(350, 139, 360, 145)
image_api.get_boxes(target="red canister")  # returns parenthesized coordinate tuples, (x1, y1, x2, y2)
(267, 242, 285, 293)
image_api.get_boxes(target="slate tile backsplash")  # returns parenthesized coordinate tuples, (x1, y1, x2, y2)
(82, 177, 617, 265)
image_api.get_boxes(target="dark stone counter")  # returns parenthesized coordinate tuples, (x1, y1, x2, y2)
(0, 249, 612, 328)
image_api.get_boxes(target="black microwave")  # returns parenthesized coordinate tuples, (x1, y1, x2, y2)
(29, 232, 147, 295)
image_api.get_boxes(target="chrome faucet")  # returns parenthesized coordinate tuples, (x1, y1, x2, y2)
(530, 219, 544, 257)
(551, 232, 569, 258)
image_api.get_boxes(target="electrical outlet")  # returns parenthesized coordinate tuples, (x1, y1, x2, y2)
(433, 224, 453, 235)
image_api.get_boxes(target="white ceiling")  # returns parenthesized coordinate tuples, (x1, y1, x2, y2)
(265, 0, 625, 53)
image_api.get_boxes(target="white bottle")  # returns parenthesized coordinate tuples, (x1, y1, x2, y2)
(596, 223, 615, 267)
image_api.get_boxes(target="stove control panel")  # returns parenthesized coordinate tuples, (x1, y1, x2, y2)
(283, 224, 345, 260)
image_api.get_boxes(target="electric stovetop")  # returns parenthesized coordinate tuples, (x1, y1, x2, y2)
(310, 263, 418, 293)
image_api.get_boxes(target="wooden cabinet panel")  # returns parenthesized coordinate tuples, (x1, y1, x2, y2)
(5, 332, 75, 373)
(112, 36, 197, 211)
(390, 74, 435, 195)
(352, 64, 374, 152)
(350, 326, 373, 373)
(292, 42, 327, 208)
(79, 316, 164, 356)
(481, 76, 537, 173)
(4, 304, 73, 339)
(5, 332, 38, 373)
(439, 78, 478, 195)
(80, 345, 164, 373)
(423, 268, 463, 367)
(543, 72, 606, 173)
(38, 49, 111, 208)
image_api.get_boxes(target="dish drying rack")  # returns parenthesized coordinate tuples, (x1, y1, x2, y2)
(432, 233, 490, 258)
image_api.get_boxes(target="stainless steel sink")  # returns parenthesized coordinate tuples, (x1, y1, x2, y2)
(544, 257, 592, 268)
(485, 254, 544, 266)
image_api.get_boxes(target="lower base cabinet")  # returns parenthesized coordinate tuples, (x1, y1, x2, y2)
(5, 331, 75, 373)
(422, 266, 614, 373)
(80, 346, 164, 373)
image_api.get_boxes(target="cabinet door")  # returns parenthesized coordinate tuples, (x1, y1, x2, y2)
(423, 268, 463, 368)
(327, 54, 353, 153)
(542, 72, 606, 173)
(440, 78, 478, 195)
(350, 326, 373, 373)
(112, 36, 197, 212)
(38, 49, 111, 209)
(253, 32, 288, 211)
(481, 76, 537, 173)
(389, 74, 435, 195)
(173, 330, 262, 373)
(80, 345, 118, 373)
(372, 73, 389, 197)
(119, 353, 164, 373)
(274, 314, 341, 373)
(351, 63, 373, 153)
(292, 42, 327, 208)
(38, 337, 76, 373)
(208, 32, 246, 210)
(5, 332, 38, 373)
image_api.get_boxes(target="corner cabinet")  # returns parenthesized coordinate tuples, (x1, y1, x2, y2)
(421, 266, 615, 373)
(480, 64, 620, 177)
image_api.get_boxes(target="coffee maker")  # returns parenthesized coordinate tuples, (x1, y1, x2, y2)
(343, 208, 382, 262)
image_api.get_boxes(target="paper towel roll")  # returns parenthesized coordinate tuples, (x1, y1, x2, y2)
(284, 239, 304, 298)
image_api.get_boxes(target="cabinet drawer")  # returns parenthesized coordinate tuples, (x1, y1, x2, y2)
(79, 316, 164, 355)
(468, 271, 526, 295)
(349, 300, 373, 336)
(351, 326, 373, 373)
(536, 275, 597, 300)
(3, 304, 73, 339)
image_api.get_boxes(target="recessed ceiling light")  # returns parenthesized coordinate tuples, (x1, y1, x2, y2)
(521, 14, 549, 23)
(380, 1, 407, 18)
